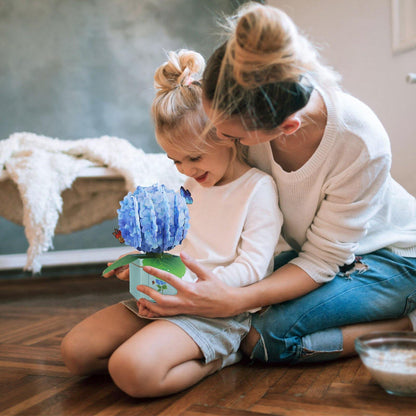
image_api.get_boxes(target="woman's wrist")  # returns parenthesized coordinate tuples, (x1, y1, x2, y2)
(233, 264, 321, 312)
(224, 285, 249, 316)
(222, 284, 264, 315)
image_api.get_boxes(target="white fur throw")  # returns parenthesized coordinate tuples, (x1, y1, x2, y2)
(0, 132, 185, 273)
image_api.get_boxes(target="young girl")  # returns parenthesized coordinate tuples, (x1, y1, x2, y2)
(135, 2, 416, 364)
(60, 49, 281, 398)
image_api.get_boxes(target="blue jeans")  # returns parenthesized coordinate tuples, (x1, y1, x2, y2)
(250, 249, 416, 363)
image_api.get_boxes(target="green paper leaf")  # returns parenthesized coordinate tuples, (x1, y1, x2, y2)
(142, 253, 186, 278)
(102, 254, 146, 276)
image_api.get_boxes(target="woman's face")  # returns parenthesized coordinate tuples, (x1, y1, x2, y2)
(202, 96, 282, 146)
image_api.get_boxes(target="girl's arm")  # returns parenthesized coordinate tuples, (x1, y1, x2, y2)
(137, 252, 320, 318)
(211, 175, 281, 287)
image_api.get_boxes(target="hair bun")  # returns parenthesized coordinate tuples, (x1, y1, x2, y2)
(154, 49, 205, 95)
(236, 4, 296, 54)
(227, 3, 302, 86)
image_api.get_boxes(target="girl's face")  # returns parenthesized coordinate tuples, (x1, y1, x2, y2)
(162, 140, 236, 187)
(202, 96, 282, 146)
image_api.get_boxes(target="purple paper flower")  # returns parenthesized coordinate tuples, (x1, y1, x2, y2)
(117, 184, 190, 253)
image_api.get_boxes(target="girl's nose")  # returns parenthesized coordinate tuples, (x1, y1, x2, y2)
(177, 163, 196, 177)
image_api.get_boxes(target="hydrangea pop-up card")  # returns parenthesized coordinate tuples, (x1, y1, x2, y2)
(102, 184, 192, 302)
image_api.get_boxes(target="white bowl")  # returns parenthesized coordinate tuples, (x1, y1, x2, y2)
(355, 331, 416, 396)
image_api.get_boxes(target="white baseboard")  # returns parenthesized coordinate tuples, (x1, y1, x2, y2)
(0, 246, 133, 271)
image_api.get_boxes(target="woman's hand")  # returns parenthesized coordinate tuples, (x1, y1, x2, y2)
(136, 252, 242, 318)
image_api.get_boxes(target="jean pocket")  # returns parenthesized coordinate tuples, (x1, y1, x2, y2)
(403, 289, 416, 315)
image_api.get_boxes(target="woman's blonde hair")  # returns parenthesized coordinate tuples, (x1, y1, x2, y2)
(152, 49, 247, 162)
(203, 2, 341, 130)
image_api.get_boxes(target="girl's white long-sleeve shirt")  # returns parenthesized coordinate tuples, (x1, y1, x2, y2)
(247, 90, 416, 283)
(172, 168, 281, 288)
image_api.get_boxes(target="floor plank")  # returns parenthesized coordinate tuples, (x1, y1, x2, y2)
(1, 272, 415, 416)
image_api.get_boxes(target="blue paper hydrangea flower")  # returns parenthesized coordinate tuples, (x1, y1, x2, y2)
(117, 184, 190, 253)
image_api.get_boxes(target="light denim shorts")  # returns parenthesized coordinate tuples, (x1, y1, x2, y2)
(166, 313, 251, 363)
(122, 299, 250, 364)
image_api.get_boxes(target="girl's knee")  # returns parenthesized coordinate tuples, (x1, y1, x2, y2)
(108, 349, 161, 398)
(60, 330, 98, 376)
(61, 332, 86, 375)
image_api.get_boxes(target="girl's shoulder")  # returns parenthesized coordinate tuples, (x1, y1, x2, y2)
(240, 168, 278, 201)
(221, 167, 277, 197)
(240, 167, 276, 187)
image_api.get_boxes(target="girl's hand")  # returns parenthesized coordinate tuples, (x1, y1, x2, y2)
(136, 252, 241, 318)
(102, 263, 129, 281)
(137, 301, 160, 319)
(102, 251, 139, 281)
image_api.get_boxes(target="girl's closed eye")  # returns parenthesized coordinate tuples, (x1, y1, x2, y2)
(171, 156, 202, 165)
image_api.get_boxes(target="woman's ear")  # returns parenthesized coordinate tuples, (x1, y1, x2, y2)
(280, 114, 301, 135)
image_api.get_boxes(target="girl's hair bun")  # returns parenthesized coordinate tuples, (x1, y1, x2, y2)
(154, 49, 205, 95)
(152, 49, 209, 152)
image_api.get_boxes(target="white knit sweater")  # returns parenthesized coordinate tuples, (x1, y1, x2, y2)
(247, 90, 416, 283)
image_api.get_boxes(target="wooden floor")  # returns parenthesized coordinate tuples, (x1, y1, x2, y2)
(1, 272, 415, 416)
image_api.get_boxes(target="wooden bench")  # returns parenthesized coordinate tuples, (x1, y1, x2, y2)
(0, 166, 132, 271)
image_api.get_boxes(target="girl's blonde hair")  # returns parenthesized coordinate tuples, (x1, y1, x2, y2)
(203, 2, 341, 130)
(152, 49, 247, 162)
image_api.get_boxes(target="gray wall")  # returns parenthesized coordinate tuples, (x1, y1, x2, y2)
(0, 0, 242, 256)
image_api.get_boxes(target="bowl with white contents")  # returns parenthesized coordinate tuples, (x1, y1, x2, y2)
(355, 331, 416, 396)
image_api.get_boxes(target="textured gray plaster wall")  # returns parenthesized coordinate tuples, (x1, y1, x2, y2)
(0, 0, 242, 256)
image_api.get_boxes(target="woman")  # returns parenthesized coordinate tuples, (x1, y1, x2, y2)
(134, 2, 416, 364)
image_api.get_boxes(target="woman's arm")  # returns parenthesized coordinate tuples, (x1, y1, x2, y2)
(137, 252, 321, 318)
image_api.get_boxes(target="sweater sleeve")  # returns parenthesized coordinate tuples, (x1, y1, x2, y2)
(291, 149, 391, 282)
(211, 176, 282, 287)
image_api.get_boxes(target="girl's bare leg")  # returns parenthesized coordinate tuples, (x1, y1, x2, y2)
(108, 319, 221, 398)
(61, 303, 149, 375)
(340, 316, 412, 357)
